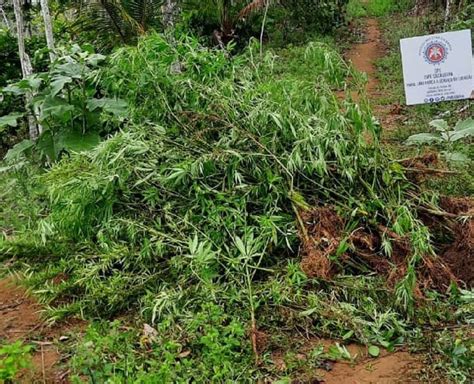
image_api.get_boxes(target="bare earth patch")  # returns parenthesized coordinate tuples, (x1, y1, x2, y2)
(0, 277, 82, 383)
(270, 338, 421, 384)
(317, 350, 421, 384)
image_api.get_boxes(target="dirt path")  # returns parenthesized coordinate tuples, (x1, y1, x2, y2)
(345, 17, 401, 131)
(317, 349, 421, 384)
(0, 277, 79, 383)
(272, 337, 422, 383)
(317, 18, 423, 383)
(346, 18, 382, 96)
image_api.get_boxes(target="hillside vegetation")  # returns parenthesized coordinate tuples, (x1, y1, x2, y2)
(0, 0, 472, 382)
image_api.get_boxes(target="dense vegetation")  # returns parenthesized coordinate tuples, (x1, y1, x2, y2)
(0, 0, 472, 382)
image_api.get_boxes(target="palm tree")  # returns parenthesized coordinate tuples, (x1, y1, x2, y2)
(185, 0, 270, 47)
(73, 0, 164, 48)
(72, 0, 271, 49)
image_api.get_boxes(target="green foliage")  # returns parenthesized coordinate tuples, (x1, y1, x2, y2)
(1, 4, 471, 381)
(0, 341, 33, 382)
(0, 29, 20, 88)
(70, 309, 252, 383)
(0, 28, 25, 155)
(277, 0, 348, 33)
(2, 45, 127, 163)
(346, 0, 367, 19)
(2, 33, 435, 329)
(72, 0, 165, 50)
(423, 289, 474, 384)
(405, 118, 473, 164)
(448, 3, 474, 32)
(347, 0, 413, 17)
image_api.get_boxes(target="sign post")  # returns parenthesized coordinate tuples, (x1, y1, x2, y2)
(400, 29, 473, 105)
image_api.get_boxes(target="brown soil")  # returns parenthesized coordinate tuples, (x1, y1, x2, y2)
(0, 277, 81, 383)
(346, 18, 381, 96)
(345, 17, 403, 131)
(439, 197, 474, 287)
(317, 351, 421, 384)
(299, 207, 345, 279)
(271, 338, 421, 384)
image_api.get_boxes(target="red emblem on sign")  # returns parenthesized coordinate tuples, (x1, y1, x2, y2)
(425, 43, 446, 64)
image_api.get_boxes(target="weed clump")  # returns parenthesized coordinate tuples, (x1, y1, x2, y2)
(1, 32, 468, 381)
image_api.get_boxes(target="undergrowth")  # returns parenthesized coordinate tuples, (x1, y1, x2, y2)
(375, 8, 474, 198)
(371, 6, 474, 382)
(0, 27, 472, 382)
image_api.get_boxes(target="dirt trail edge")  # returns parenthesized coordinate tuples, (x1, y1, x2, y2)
(346, 18, 382, 95)
(312, 17, 423, 383)
(346, 17, 401, 130)
(0, 277, 81, 383)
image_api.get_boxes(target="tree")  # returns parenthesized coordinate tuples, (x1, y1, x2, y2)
(0, 0, 12, 29)
(40, 0, 55, 62)
(12, 0, 38, 139)
(73, 0, 164, 49)
(161, 0, 178, 29)
(203, 0, 271, 48)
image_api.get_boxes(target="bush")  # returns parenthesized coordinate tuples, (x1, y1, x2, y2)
(3, 33, 433, 324)
(1, 45, 127, 164)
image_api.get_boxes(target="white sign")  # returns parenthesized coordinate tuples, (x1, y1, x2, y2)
(400, 29, 473, 105)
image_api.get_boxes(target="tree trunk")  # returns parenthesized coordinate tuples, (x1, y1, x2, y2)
(161, 0, 178, 29)
(40, 0, 55, 62)
(0, 1, 11, 29)
(444, 0, 451, 29)
(12, 0, 38, 140)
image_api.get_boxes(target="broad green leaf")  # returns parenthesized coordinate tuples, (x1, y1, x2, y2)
(57, 129, 100, 152)
(0, 113, 24, 128)
(10, 77, 43, 91)
(27, 77, 43, 90)
(55, 62, 83, 78)
(342, 330, 354, 340)
(40, 96, 74, 122)
(36, 130, 57, 161)
(429, 119, 448, 132)
(404, 133, 441, 145)
(454, 118, 474, 131)
(2, 84, 25, 95)
(442, 151, 469, 163)
(50, 75, 72, 97)
(447, 126, 474, 142)
(368, 345, 380, 357)
(234, 236, 246, 256)
(299, 307, 318, 316)
(86, 53, 106, 66)
(87, 98, 128, 117)
(4, 139, 34, 161)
